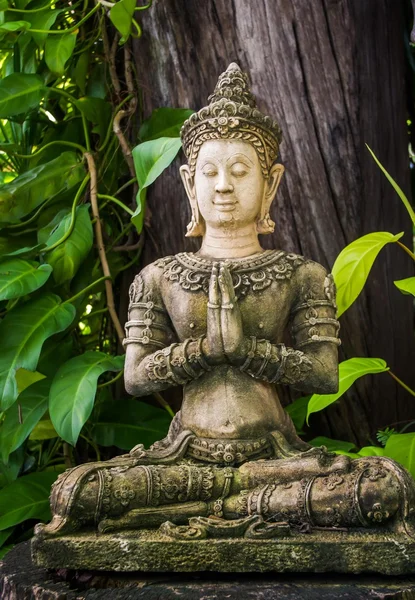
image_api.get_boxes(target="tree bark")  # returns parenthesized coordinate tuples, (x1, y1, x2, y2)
(131, 0, 415, 446)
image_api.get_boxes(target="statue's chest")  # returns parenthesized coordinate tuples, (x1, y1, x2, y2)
(162, 280, 294, 343)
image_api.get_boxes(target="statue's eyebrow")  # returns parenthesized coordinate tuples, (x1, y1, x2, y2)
(226, 153, 254, 165)
(199, 158, 218, 168)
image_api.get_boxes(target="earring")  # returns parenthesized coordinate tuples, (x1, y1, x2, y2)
(256, 213, 275, 234)
(185, 209, 205, 237)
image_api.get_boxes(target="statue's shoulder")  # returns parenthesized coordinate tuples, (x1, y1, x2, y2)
(128, 256, 176, 304)
(289, 254, 336, 304)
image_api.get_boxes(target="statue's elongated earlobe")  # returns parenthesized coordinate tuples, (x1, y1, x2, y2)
(179, 164, 205, 237)
(256, 164, 285, 235)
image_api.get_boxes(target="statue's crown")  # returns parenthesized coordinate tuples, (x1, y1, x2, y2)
(180, 63, 282, 177)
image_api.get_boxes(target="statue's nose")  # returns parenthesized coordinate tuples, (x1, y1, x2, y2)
(215, 174, 234, 193)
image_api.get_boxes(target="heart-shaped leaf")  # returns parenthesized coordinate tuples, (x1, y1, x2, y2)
(0, 378, 50, 463)
(131, 137, 182, 233)
(332, 231, 404, 317)
(45, 205, 93, 284)
(139, 108, 194, 142)
(0, 471, 59, 531)
(0, 294, 76, 411)
(0, 151, 84, 225)
(91, 398, 171, 450)
(384, 433, 415, 479)
(0, 73, 43, 118)
(27, 9, 61, 48)
(394, 277, 415, 297)
(0, 259, 52, 301)
(109, 0, 136, 43)
(45, 32, 77, 75)
(49, 352, 125, 446)
(307, 358, 389, 423)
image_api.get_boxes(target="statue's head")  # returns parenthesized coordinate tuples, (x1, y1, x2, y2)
(179, 63, 284, 236)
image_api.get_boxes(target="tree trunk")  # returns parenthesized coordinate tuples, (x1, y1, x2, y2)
(131, 0, 415, 446)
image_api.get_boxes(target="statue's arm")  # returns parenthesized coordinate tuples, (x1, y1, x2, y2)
(123, 268, 213, 397)
(232, 261, 341, 394)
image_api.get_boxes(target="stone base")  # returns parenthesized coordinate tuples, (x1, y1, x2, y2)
(32, 528, 415, 574)
(3, 542, 415, 599)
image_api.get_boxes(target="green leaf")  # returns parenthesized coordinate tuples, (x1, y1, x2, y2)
(358, 446, 384, 457)
(139, 108, 194, 142)
(29, 418, 57, 441)
(0, 259, 52, 300)
(45, 32, 77, 75)
(109, 0, 136, 43)
(285, 395, 310, 432)
(74, 97, 111, 141)
(0, 1, 9, 10)
(0, 471, 58, 530)
(0, 448, 24, 488)
(384, 433, 415, 478)
(15, 368, 45, 394)
(74, 51, 89, 95)
(46, 205, 93, 284)
(0, 20, 31, 32)
(0, 528, 13, 549)
(50, 352, 125, 446)
(366, 145, 415, 226)
(309, 436, 357, 453)
(0, 378, 50, 463)
(394, 277, 415, 297)
(0, 73, 43, 118)
(307, 358, 389, 423)
(27, 9, 61, 48)
(0, 151, 84, 225)
(131, 137, 182, 233)
(0, 294, 76, 411)
(332, 231, 404, 317)
(91, 399, 171, 450)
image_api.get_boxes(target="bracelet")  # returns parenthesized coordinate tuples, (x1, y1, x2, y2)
(256, 340, 272, 377)
(240, 337, 257, 373)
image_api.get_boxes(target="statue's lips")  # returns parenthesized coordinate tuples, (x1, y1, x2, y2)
(213, 199, 237, 212)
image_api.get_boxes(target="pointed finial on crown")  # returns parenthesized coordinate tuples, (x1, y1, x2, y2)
(181, 63, 282, 178)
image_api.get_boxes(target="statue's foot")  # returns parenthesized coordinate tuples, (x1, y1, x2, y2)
(34, 515, 77, 538)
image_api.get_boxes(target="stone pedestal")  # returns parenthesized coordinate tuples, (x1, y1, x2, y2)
(2, 542, 415, 600)
(32, 527, 415, 574)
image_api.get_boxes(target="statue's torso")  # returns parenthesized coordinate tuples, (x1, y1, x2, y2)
(151, 250, 308, 439)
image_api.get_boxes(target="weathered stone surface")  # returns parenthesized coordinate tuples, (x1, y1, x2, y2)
(3, 542, 415, 599)
(32, 528, 415, 574)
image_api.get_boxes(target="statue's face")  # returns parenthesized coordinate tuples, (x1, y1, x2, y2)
(194, 139, 265, 228)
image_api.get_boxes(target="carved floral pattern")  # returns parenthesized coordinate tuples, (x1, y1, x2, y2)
(156, 251, 305, 299)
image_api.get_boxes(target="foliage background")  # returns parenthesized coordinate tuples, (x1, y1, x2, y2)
(0, 0, 414, 558)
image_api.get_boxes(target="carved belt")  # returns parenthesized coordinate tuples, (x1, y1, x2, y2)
(186, 435, 273, 465)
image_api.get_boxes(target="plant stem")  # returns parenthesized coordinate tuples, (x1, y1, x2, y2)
(114, 177, 137, 196)
(85, 152, 125, 345)
(9, 140, 86, 158)
(98, 94, 134, 152)
(29, 3, 100, 34)
(153, 392, 175, 418)
(397, 241, 415, 262)
(64, 276, 111, 305)
(388, 371, 415, 397)
(43, 174, 90, 252)
(98, 193, 134, 215)
(97, 369, 124, 388)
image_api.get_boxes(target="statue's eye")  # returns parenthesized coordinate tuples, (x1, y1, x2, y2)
(230, 163, 249, 177)
(202, 166, 217, 177)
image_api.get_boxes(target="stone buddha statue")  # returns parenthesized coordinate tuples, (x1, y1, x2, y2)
(33, 64, 415, 571)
